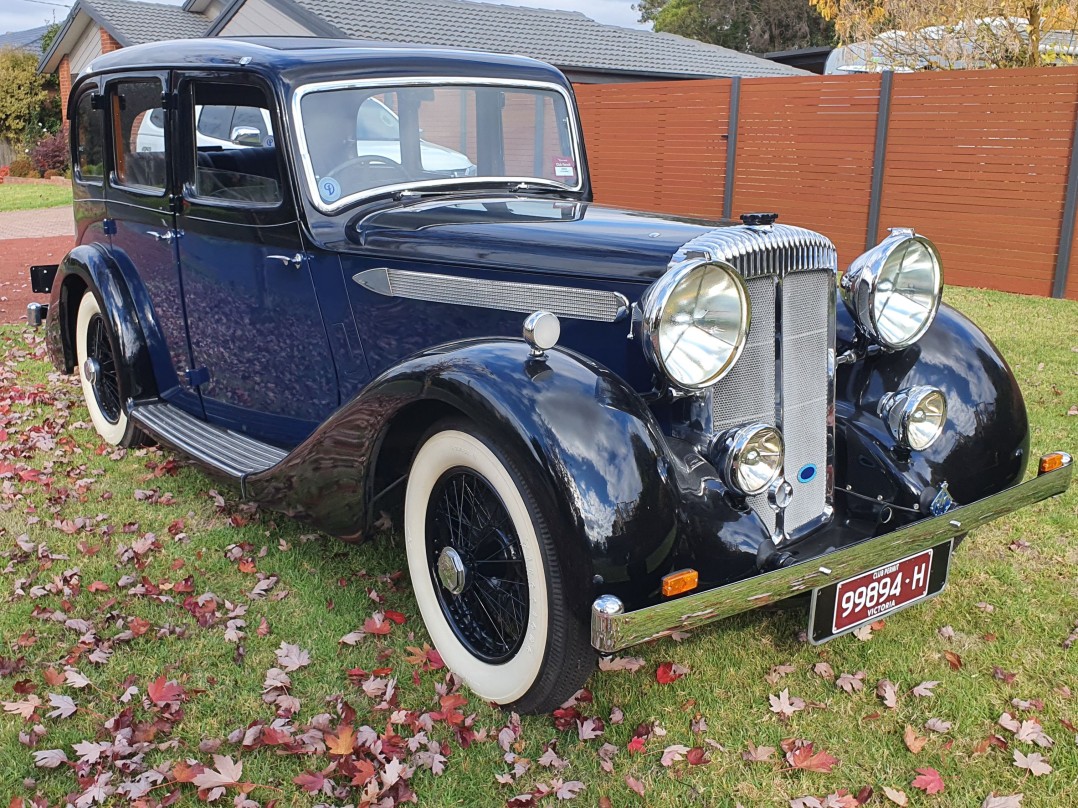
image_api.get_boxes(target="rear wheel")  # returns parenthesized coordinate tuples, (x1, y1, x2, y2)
(404, 419, 594, 713)
(75, 293, 146, 447)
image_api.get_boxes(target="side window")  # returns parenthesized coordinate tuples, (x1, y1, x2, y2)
(111, 79, 166, 191)
(74, 92, 105, 182)
(191, 83, 281, 205)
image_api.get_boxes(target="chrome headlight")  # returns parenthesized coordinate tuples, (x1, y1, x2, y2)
(714, 423, 785, 495)
(640, 259, 750, 390)
(880, 386, 947, 450)
(842, 229, 942, 349)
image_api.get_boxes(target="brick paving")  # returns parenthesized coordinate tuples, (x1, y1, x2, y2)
(0, 207, 76, 324)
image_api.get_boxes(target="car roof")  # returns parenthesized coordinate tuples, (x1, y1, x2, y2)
(82, 36, 572, 90)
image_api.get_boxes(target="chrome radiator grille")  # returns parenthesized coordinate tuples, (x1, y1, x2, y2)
(677, 224, 837, 541)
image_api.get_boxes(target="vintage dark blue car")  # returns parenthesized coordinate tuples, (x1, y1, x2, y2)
(31, 37, 1071, 713)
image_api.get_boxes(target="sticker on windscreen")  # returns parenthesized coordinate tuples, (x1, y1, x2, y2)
(552, 157, 576, 178)
(318, 176, 341, 203)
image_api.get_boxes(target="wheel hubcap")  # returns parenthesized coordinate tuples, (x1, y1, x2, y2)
(426, 467, 529, 663)
(82, 357, 100, 385)
(437, 546, 467, 595)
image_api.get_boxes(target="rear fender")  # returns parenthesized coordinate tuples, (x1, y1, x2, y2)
(45, 244, 159, 403)
(245, 340, 684, 613)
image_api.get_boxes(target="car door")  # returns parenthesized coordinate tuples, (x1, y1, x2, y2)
(173, 73, 338, 447)
(103, 73, 203, 416)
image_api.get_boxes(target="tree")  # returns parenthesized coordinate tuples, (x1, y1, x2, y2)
(0, 47, 60, 147)
(811, 0, 1078, 69)
(637, 0, 835, 53)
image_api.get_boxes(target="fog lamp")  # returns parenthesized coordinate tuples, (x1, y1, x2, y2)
(880, 386, 947, 450)
(715, 423, 784, 495)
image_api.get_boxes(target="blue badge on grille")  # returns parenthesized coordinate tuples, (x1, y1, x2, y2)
(797, 463, 817, 484)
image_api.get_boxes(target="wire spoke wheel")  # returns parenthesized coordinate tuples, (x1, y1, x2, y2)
(86, 313, 122, 423)
(426, 468, 529, 663)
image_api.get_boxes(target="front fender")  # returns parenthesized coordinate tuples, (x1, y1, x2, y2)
(45, 244, 158, 403)
(836, 302, 1029, 513)
(245, 340, 684, 612)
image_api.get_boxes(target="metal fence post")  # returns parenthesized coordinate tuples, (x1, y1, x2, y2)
(1051, 97, 1078, 299)
(866, 71, 894, 250)
(722, 77, 741, 220)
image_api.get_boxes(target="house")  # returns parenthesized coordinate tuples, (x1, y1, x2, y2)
(39, 0, 806, 121)
(0, 24, 52, 54)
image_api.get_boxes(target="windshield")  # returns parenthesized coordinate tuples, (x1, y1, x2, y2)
(295, 81, 581, 211)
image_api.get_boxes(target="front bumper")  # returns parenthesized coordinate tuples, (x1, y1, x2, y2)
(591, 453, 1072, 653)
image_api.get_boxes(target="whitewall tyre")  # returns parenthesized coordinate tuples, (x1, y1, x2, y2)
(404, 419, 594, 713)
(75, 293, 145, 447)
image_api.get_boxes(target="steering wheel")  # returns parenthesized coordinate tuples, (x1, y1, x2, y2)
(324, 154, 411, 183)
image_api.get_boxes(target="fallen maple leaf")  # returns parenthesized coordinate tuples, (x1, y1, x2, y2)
(555, 780, 584, 800)
(742, 740, 775, 763)
(876, 679, 899, 708)
(943, 650, 963, 670)
(2, 695, 41, 719)
(578, 717, 604, 741)
(812, 662, 834, 680)
(660, 744, 689, 766)
(882, 786, 909, 806)
(912, 681, 939, 698)
(625, 775, 645, 796)
(786, 742, 839, 773)
(1012, 750, 1052, 776)
(32, 749, 68, 769)
(911, 767, 945, 794)
(655, 662, 688, 684)
(769, 688, 806, 719)
(904, 724, 928, 754)
(147, 676, 184, 705)
(836, 671, 865, 694)
(598, 656, 645, 673)
(981, 794, 1023, 808)
(686, 747, 709, 766)
(45, 693, 76, 719)
(192, 755, 243, 789)
(925, 718, 952, 733)
(325, 725, 355, 756)
(293, 770, 326, 794)
(275, 642, 311, 671)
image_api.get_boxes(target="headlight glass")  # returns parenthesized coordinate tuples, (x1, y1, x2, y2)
(843, 230, 943, 350)
(881, 386, 947, 451)
(641, 260, 749, 389)
(718, 424, 785, 495)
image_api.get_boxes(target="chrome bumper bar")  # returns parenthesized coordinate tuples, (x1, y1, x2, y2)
(591, 454, 1072, 653)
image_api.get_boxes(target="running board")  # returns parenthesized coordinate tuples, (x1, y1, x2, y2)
(131, 401, 288, 478)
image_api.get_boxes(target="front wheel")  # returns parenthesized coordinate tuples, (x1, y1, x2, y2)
(75, 293, 146, 447)
(404, 419, 594, 713)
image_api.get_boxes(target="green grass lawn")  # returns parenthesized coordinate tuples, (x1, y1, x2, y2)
(0, 183, 73, 212)
(0, 287, 1074, 807)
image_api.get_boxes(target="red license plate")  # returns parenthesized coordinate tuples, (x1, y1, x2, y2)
(832, 549, 934, 633)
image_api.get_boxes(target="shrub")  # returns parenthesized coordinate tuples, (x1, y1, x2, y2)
(43, 169, 62, 179)
(0, 165, 9, 184)
(8, 156, 38, 178)
(30, 130, 68, 174)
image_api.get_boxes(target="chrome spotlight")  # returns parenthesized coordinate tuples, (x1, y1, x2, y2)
(713, 423, 785, 495)
(880, 386, 947, 450)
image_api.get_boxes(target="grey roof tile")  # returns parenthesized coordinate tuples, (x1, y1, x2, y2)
(291, 0, 806, 78)
(0, 25, 50, 52)
(83, 0, 211, 46)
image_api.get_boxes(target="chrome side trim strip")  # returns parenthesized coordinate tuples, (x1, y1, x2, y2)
(352, 268, 630, 323)
(673, 223, 838, 278)
(591, 457, 1073, 652)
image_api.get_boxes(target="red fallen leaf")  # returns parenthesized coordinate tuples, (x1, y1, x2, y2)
(128, 617, 151, 637)
(364, 614, 393, 635)
(855, 785, 874, 804)
(992, 666, 1017, 684)
(686, 746, 710, 765)
(385, 610, 407, 625)
(655, 662, 687, 684)
(911, 767, 945, 794)
(147, 676, 184, 705)
(627, 736, 646, 754)
(943, 650, 962, 670)
(256, 617, 270, 637)
(552, 706, 581, 731)
(1061, 718, 1077, 733)
(973, 734, 1008, 755)
(625, 776, 645, 796)
(172, 760, 204, 783)
(261, 726, 291, 746)
(293, 770, 325, 793)
(350, 758, 376, 787)
(42, 668, 64, 687)
(87, 581, 109, 593)
(786, 742, 839, 773)
(238, 559, 257, 574)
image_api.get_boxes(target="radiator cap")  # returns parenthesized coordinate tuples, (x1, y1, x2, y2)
(740, 212, 779, 227)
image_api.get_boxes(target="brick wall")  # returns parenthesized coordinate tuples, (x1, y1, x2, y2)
(100, 29, 121, 54)
(58, 55, 72, 123)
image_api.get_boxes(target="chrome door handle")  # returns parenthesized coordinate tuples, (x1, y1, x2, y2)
(267, 253, 305, 268)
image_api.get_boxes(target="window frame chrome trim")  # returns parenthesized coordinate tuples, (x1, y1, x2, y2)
(291, 76, 585, 215)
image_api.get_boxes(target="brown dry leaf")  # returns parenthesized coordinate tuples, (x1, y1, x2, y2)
(943, 650, 963, 670)
(852, 624, 874, 641)
(813, 662, 834, 681)
(742, 740, 775, 763)
(981, 795, 1023, 808)
(882, 786, 909, 806)
(769, 688, 806, 719)
(903, 724, 927, 754)
(877, 679, 898, 709)
(766, 663, 797, 684)
(912, 681, 939, 698)
(925, 718, 952, 734)
(836, 671, 865, 694)
(1012, 750, 1052, 776)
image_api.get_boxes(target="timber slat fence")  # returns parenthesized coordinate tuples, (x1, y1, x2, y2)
(574, 67, 1078, 300)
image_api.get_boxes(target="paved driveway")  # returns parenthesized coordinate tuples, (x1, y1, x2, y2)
(0, 206, 75, 324)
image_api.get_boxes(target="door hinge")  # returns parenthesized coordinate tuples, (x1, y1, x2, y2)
(184, 367, 210, 387)
(103, 218, 116, 236)
(168, 195, 184, 215)
(160, 91, 177, 111)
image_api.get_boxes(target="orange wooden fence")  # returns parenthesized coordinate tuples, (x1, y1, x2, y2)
(575, 68, 1078, 300)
